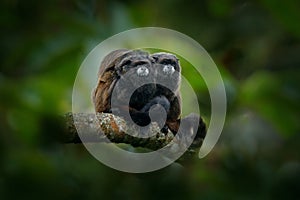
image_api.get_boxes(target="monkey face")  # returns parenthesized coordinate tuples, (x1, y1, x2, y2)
(112, 50, 157, 110)
(115, 50, 154, 81)
(151, 52, 181, 96)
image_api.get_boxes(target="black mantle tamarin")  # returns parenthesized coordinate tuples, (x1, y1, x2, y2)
(92, 49, 206, 140)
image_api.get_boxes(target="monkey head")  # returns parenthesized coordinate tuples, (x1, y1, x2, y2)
(112, 49, 157, 111)
(151, 52, 181, 93)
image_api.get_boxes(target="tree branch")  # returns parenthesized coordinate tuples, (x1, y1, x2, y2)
(62, 112, 203, 155)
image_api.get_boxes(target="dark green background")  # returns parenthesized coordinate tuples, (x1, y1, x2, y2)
(1, 0, 300, 199)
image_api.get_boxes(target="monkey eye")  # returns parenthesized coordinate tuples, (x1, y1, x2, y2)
(136, 66, 149, 77)
(160, 59, 176, 66)
(162, 64, 175, 75)
(119, 60, 132, 74)
(120, 60, 132, 67)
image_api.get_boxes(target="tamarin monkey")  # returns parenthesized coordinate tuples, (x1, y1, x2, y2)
(92, 49, 206, 140)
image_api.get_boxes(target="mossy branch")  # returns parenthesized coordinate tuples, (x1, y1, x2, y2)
(62, 112, 203, 155)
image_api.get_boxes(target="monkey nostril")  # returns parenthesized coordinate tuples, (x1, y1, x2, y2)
(163, 65, 175, 75)
(137, 66, 149, 77)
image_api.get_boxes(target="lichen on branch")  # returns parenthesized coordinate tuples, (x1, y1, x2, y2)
(63, 112, 203, 155)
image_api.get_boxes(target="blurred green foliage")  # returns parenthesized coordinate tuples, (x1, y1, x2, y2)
(1, 0, 300, 199)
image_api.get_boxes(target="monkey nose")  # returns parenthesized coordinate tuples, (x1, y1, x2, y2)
(163, 65, 175, 75)
(136, 66, 149, 77)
